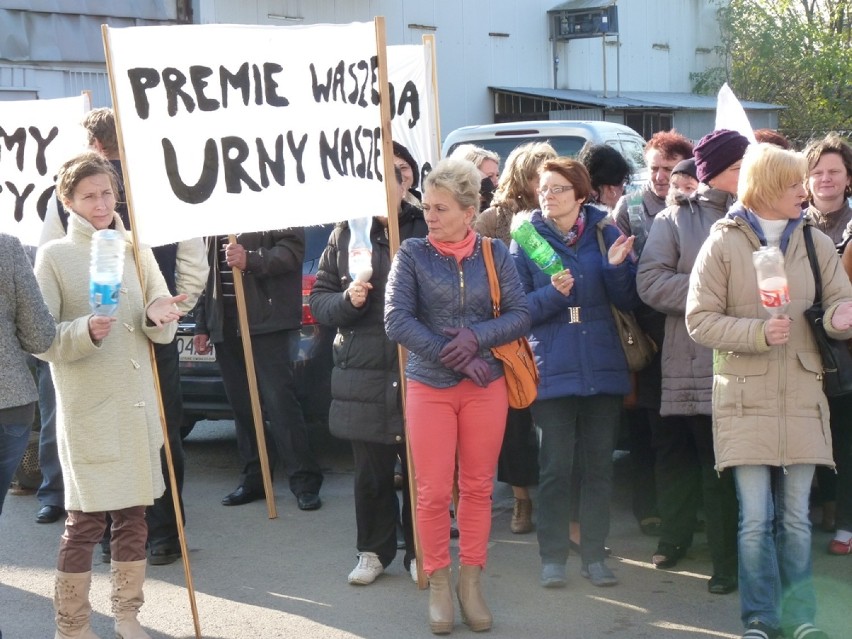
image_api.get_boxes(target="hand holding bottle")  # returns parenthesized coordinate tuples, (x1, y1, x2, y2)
(550, 268, 574, 296)
(346, 279, 373, 308)
(88, 315, 115, 342)
(764, 314, 792, 346)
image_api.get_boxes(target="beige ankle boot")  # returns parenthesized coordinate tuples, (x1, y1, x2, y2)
(456, 564, 492, 632)
(54, 570, 102, 639)
(428, 567, 454, 634)
(110, 560, 151, 639)
(510, 498, 533, 534)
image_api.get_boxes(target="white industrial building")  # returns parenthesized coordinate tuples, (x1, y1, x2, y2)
(0, 0, 780, 141)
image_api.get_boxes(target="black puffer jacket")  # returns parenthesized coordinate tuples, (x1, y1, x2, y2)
(385, 233, 531, 389)
(195, 229, 304, 343)
(309, 206, 427, 443)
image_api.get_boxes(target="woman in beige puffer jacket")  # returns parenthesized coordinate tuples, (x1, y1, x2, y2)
(686, 143, 852, 639)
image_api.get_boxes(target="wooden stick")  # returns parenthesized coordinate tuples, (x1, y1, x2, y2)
(375, 16, 427, 590)
(422, 34, 442, 157)
(228, 234, 278, 519)
(101, 24, 202, 639)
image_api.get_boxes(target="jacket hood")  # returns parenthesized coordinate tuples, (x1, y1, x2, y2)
(722, 203, 805, 253)
(671, 182, 734, 210)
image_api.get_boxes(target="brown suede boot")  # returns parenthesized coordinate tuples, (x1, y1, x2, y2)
(456, 564, 492, 632)
(510, 498, 533, 534)
(110, 560, 151, 639)
(428, 567, 454, 634)
(54, 570, 102, 639)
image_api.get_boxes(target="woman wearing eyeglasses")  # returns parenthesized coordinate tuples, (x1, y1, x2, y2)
(511, 157, 639, 589)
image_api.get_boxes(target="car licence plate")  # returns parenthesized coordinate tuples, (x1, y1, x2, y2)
(176, 335, 216, 362)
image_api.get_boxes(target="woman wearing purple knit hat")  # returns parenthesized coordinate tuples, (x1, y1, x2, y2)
(636, 129, 749, 595)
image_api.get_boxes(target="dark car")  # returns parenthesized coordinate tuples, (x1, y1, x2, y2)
(176, 225, 335, 438)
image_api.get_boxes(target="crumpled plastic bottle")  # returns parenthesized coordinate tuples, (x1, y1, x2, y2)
(752, 246, 790, 315)
(510, 217, 564, 276)
(347, 216, 373, 282)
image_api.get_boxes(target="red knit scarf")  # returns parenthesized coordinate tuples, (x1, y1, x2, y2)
(429, 227, 476, 264)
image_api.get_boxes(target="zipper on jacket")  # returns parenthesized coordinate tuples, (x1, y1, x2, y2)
(458, 261, 465, 320)
(779, 346, 788, 467)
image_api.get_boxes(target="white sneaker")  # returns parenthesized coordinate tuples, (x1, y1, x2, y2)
(409, 560, 418, 583)
(348, 552, 384, 585)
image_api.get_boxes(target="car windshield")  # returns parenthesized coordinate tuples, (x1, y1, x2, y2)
(447, 135, 647, 174)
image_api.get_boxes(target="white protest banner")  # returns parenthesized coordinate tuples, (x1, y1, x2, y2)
(388, 44, 438, 183)
(104, 22, 387, 247)
(0, 95, 89, 246)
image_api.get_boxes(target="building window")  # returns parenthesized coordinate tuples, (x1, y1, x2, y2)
(625, 111, 673, 139)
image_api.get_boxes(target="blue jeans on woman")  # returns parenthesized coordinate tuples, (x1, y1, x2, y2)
(734, 464, 816, 632)
(532, 394, 621, 566)
(0, 422, 31, 515)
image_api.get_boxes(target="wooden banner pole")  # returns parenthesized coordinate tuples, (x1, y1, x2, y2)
(102, 24, 202, 639)
(228, 236, 278, 519)
(375, 17, 427, 590)
(422, 34, 443, 157)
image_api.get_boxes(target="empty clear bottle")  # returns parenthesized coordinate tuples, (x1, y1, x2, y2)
(89, 229, 125, 316)
(347, 216, 373, 282)
(510, 217, 564, 276)
(752, 246, 790, 315)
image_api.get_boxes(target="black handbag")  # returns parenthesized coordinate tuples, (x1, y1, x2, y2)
(802, 225, 852, 398)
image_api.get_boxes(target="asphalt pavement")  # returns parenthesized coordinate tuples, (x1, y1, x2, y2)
(1, 420, 849, 639)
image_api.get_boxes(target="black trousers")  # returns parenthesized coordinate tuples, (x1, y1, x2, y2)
(216, 312, 323, 496)
(627, 407, 660, 523)
(652, 414, 738, 576)
(496, 407, 539, 488)
(351, 440, 414, 567)
(827, 394, 852, 531)
(146, 340, 186, 549)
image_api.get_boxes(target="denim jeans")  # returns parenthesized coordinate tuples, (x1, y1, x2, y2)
(35, 359, 64, 508)
(532, 394, 621, 565)
(1, 422, 31, 515)
(734, 464, 816, 631)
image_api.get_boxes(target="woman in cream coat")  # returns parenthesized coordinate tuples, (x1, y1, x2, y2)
(686, 143, 852, 639)
(35, 151, 186, 639)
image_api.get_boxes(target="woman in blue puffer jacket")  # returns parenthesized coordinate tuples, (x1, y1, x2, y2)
(512, 157, 639, 590)
(385, 158, 530, 634)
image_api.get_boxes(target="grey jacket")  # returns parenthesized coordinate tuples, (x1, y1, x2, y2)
(636, 184, 734, 416)
(0, 234, 55, 420)
(385, 235, 530, 389)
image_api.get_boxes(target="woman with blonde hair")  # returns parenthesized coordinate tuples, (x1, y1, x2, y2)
(473, 142, 557, 535)
(386, 158, 530, 634)
(687, 143, 852, 639)
(475, 142, 557, 244)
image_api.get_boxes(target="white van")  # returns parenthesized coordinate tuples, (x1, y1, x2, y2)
(442, 120, 648, 184)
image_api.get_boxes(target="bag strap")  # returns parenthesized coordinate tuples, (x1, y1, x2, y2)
(803, 224, 823, 306)
(595, 224, 609, 255)
(481, 237, 502, 318)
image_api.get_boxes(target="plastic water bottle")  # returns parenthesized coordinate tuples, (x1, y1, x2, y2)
(89, 229, 125, 316)
(510, 217, 564, 276)
(752, 246, 790, 315)
(626, 189, 649, 256)
(347, 216, 373, 282)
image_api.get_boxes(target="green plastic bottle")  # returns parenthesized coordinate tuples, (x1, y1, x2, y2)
(510, 218, 564, 276)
